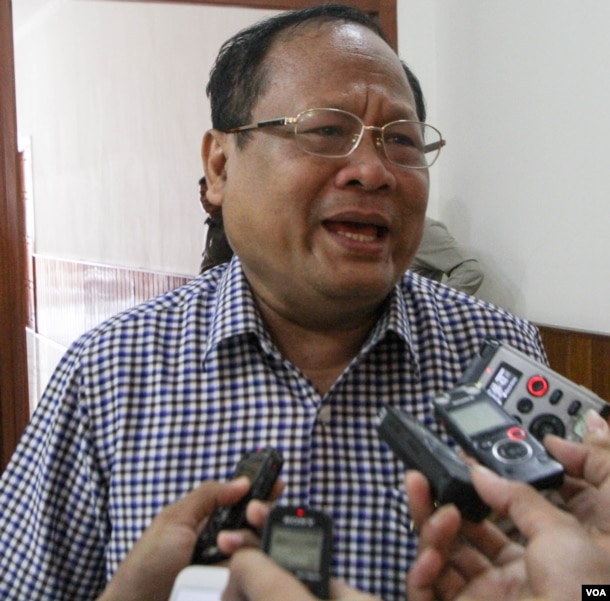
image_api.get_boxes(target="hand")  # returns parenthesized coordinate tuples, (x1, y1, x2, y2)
(223, 548, 380, 601)
(406, 410, 610, 601)
(96, 477, 267, 601)
(216, 497, 275, 556)
(543, 414, 610, 548)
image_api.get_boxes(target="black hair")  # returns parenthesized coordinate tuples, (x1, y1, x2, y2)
(206, 3, 426, 136)
(403, 61, 426, 122)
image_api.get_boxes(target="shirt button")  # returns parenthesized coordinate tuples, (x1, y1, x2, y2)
(318, 405, 332, 424)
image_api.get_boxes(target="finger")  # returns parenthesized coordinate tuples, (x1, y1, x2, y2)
(224, 548, 317, 601)
(163, 477, 251, 529)
(406, 546, 446, 601)
(470, 465, 579, 541)
(413, 505, 483, 596)
(269, 478, 286, 502)
(545, 411, 610, 489)
(404, 471, 435, 529)
(459, 514, 524, 564)
(330, 579, 381, 600)
(544, 435, 590, 479)
(217, 527, 262, 555)
(245, 499, 273, 532)
(416, 504, 462, 558)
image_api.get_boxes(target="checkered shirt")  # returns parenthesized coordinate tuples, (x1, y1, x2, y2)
(0, 258, 546, 601)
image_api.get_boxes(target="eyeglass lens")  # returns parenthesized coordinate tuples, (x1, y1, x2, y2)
(293, 109, 441, 168)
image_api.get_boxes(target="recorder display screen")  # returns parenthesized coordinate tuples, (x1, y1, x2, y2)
(268, 526, 324, 571)
(449, 399, 512, 436)
(486, 363, 522, 403)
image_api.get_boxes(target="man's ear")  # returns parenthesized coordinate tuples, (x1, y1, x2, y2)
(202, 130, 229, 207)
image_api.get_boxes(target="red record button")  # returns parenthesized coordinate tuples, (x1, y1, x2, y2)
(527, 375, 549, 397)
(507, 426, 527, 440)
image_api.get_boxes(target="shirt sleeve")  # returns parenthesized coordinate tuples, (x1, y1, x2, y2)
(411, 218, 485, 295)
(0, 341, 108, 601)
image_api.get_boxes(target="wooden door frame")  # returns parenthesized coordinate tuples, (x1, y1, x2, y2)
(0, 0, 396, 470)
(1, 0, 28, 471)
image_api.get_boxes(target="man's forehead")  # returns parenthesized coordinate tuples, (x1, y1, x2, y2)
(269, 21, 398, 67)
(262, 22, 411, 99)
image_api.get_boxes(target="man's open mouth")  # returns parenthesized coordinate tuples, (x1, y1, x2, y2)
(324, 220, 389, 243)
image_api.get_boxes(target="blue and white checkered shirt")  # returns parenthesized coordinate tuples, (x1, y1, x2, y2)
(0, 258, 545, 601)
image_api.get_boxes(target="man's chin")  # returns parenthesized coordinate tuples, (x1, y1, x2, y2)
(317, 270, 398, 303)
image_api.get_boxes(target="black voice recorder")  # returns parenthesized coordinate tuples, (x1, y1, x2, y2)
(191, 446, 283, 565)
(261, 505, 333, 599)
(377, 406, 490, 522)
(433, 384, 564, 490)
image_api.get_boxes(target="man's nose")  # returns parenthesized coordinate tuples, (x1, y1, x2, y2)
(337, 129, 395, 191)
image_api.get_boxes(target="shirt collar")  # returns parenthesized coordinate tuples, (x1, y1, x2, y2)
(202, 257, 271, 360)
(360, 284, 420, 374)
(203, 258, 419, 373)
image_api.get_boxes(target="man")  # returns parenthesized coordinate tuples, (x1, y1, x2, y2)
(0, 5, 545, 601)
(411, 216, 484, 295)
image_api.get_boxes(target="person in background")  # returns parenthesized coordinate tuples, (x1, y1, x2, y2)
(0, 4, 546, 601)
(399, 62, 483, 296)
(410, 216, 484, 295)
(198, 176, 233, 273)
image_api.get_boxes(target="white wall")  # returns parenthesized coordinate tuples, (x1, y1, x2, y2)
(399, 0, 610, 334)
(14, 1, 278, 276)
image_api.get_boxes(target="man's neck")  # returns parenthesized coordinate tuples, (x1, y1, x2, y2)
(257, 300, 381, 396)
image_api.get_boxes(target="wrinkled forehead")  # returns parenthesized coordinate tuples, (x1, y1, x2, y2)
(257, 21, 415, 118)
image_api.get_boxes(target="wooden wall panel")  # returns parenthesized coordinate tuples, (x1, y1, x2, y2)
(33, 256, 190, 348)
(538, 324, 610, 402)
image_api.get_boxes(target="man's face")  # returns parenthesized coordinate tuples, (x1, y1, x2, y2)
(206, 22, 429, 324)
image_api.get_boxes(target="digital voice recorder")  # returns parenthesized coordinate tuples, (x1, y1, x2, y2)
(377, 406, 490, 522)
(433, 384, 564, 490)
(191, 447, 284, 565)
(459, 337, 610, 442)
(261, 505, 333, 599)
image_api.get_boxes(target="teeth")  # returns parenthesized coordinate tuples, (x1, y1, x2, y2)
(339, 231, 377, 243)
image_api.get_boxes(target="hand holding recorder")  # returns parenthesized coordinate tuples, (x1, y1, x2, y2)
(192, 447, 284, 565)
(377, 383, 564, 523)
(95, 477, 263, 601)
(406, 409, 610, 601)
(224, 548, 380, 601)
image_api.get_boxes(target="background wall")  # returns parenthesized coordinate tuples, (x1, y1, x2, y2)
(14, 0, 610, 334)
(399, 0, 610, 334)
(14, 1, 278, 276)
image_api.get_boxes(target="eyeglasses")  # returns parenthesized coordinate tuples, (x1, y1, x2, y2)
(224, 108, 446, 169)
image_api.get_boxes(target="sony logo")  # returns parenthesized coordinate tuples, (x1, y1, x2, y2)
(283, 516, 315, 527)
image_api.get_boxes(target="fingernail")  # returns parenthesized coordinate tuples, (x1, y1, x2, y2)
(584, 409, 608, 434)
(220, 531, 243, 545)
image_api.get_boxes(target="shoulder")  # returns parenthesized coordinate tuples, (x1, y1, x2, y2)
(66, 270, 224, 362)
(398, 271, 545, 361)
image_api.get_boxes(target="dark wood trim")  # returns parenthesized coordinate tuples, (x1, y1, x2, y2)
(537, 324, 610, 402)
(0, 0, 29, 471)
